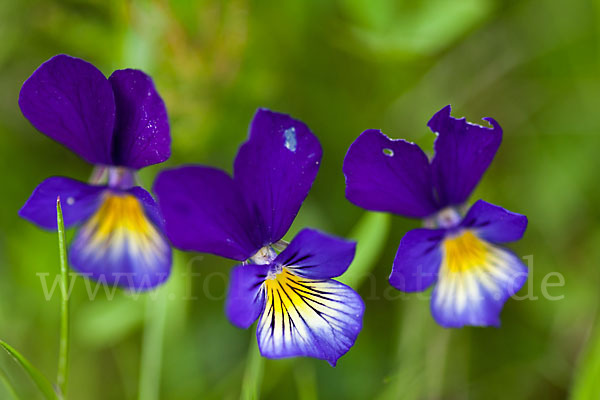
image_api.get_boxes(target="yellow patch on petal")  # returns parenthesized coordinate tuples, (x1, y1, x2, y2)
(79, 193, 167, 264)
(442, 230, 489, 273)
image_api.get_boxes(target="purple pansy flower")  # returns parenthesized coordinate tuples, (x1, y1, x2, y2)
(19, 54, 172, 291)
(343, 105, 528, 328)
(154, 109, 364, 365)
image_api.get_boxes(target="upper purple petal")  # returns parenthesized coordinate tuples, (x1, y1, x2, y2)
(343, 129, 438, 218)
(389, 228, 445, 292)
(233, 109, 322, 245)
(226, 263, 269, 329)
(109, 69, 170, 169)
(153, 166, 262, 261)
(19, 176, 105, 230)
(19, 54, 115, 165)
(460, 200, 528, 244)
(274, 228, 356, 280)
(429, 105, 502, 207)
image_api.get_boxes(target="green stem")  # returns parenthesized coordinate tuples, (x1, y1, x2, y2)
(56, 197, 70, 399)
(240, 334, 264, 400)
(137, 292, 168, 400)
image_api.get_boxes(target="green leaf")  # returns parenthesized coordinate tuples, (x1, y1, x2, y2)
(339, 212, 391, 288)
(0, 341, 58, 400)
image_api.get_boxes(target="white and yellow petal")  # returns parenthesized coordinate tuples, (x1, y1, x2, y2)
(431, 230, 527, 328)
(256, 268, 363, 366)
(69, 190, 172, 290)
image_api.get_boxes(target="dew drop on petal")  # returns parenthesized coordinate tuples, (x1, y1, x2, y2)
(283, 127, 297, 152)
(66, 197, 75, 205)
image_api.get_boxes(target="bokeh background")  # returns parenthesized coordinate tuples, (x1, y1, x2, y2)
(0, 0, 599, 399)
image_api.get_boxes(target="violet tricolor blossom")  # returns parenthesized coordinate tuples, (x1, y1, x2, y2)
(19, 54, 172, 291)
(154, 109, 364, 365)
(343, 105, 528, 328)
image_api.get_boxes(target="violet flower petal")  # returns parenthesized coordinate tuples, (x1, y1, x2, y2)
(19, 176, 105, 230)
(233, 109, 322, 245)
(154, 166, 262, 261)
(19, 54, 115, 164)
(274, 228, 356, 280)
(109, 69, 170, 169)
(343, 129, 438, 218)
(389, 228, 445, 292)
(429, 105, 502, 207)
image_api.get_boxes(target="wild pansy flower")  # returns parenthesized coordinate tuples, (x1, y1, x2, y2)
(19, 54, 172, 291)
(343, 105, 528, 328)
(154, 109, 364, 365)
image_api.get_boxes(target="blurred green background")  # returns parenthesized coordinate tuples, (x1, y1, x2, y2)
(1, 0, 599, 399)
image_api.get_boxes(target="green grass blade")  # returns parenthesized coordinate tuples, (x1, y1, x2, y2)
(240, 334, 264, 400)
(0, 366, 21, 400)
(56, 197, 70, 399)
(570, 316, 600, 399)
(0, 340, 58, 400)
(339, 212, 391, 288)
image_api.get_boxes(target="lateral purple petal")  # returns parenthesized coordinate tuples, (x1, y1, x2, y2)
(153, 166, 262, 261)
(19, 176, 105, 230)
(226, 264, 269, 329)
(109, 69, 170, 169)
(233, 109, 322, 245)
(275, 228, 356, 279)
(460, 200, 528, 244)
(19, 54, 115, 164)
(429, 105, 502, 207)
(389, 228, 445, 292)
(343, 129, 438, 218)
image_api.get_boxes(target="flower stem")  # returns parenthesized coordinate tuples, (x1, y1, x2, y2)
(56, 197, 70, 399)
(137, 291, 168, 400)
(240, 334, 264, 400)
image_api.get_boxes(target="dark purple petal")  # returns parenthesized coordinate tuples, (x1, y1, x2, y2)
(343, 129, 438, 218)
(109, 69, 170, 169)
(429, 105, 502, 207)
(460, 200, 528, 244)
(69, 191, 172, 291)
(19, 54, 115, 164)
(430, 237, 527, 328)
(389, 228, 445, 292)
(19, 176, 105, 230)
(233, 109, 322, 245)
(274, 228, 356, 279)
(256, 269, 364, 366)
(153, 166, 262, 261)
(226, 264, 269, 329)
